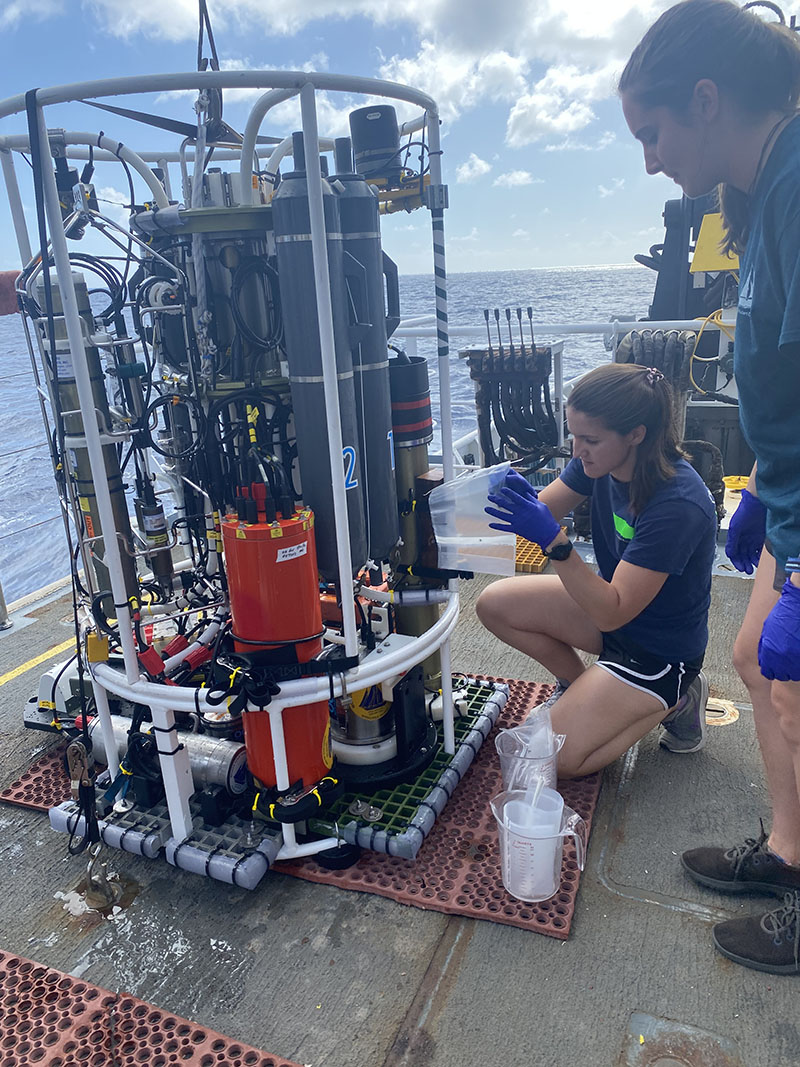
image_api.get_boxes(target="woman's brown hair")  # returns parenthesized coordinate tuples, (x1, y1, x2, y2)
(567, 363, 686, 513)
(619, 0, 800, 254)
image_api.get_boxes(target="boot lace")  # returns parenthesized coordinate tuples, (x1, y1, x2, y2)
(760, 891, 800, 959)
(723, 822, 771, 876)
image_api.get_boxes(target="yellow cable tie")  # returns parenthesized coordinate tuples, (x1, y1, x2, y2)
(120, 766, 133, 776)
(312, 789, 322, 806)
(252, 792, 260, 814)
(50, 719, 62, 730)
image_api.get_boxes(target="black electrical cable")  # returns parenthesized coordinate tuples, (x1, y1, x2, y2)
(143, 391, 205, 459)
(229, 256, 283, 350)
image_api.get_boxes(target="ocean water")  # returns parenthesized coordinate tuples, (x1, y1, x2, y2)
(0, 264, 655, 603)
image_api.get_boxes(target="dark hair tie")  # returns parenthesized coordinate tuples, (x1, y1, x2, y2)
(646, 367, 665, 385)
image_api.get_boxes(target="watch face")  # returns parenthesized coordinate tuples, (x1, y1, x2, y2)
(546, 540, 573, 561)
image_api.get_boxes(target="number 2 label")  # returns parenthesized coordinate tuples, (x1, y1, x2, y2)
(342, 446, 358, 490)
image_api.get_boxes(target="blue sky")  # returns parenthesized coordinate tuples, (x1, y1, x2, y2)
(0, 0, 684, 274)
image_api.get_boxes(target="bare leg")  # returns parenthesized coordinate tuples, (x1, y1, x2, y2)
(732, 552, 800, 865)
(552, 664, 665, 778)
(475, 575, 603, 682)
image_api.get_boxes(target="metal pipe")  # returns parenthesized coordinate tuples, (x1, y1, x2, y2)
(439, 637, 455, 756)
(239, 88, 300, 204)
(93, 590, 460, 712)
(394, 319, 712, 339)
(1, 132, 169, 208)
(0, 139, 277, 163)
(267, 704, 291, 793)
(552, 341, 566, 474)
(424, 109, 453, 486)
(0, 147, 32, 262)
(276, 836, 340, 860)
(300, 82, 359, 660)
(89, 680, 120, 779)
(0, 576, 11, 630)
(0, 71, 438, 123)
(33, 102, 140, 683)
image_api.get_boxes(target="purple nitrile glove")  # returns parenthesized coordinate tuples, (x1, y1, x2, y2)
(504, 469, 539, 501)
(758, 579, 800, 681)
(726, 488, 766, 575)
(485, 487, 561, 548)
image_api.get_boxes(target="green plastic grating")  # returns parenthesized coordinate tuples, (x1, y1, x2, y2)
(315, 680, 497, 835)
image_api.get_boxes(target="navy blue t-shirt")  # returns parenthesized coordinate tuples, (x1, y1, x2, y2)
(560, 457, 717, 661)
(735, 117, 800, 571)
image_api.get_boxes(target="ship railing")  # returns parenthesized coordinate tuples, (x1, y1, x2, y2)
(394, 313, 734, 464)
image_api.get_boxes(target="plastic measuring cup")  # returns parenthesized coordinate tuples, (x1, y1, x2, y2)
(490, 789, 587, 903)
(428, 461, 515, 575)
(495, 727, 566, 792)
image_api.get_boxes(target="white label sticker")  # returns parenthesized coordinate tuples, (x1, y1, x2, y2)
(276, 541, 308, 563)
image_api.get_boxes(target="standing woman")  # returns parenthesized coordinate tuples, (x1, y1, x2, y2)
(478, 362, 717, 777)
(620, 0, 800, 975)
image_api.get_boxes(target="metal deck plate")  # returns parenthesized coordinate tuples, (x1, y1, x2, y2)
(0, 948, 302, 1066)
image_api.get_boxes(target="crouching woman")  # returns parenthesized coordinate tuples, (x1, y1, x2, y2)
(477, 362, 717, 777)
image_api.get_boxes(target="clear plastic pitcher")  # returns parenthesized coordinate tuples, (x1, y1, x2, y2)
(490, 789, 588, 903)
(495, 727, 566, 792)
(428, 461, 515, 576)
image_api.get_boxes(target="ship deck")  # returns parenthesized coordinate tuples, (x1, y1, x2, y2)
(0, 568, 787, 1067)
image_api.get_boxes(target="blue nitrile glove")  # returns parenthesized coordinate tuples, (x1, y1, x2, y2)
(758, 578, 800, 681)
(504, 469, 539, 501)
(485, 487, 561, 548)
(726, 488, 766, 575)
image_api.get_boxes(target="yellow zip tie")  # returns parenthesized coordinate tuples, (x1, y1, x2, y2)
(49, 719, 63, 730)
(252, 792, 260, 814)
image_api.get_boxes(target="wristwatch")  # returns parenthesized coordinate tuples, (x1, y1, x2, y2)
(543, 539, 574, 561)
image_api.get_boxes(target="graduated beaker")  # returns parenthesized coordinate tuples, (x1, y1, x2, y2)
(495, 727, 566, 791)
(490, 789, 587, 903)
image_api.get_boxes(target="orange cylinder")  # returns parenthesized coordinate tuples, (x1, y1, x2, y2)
(221, 507, 331, 789)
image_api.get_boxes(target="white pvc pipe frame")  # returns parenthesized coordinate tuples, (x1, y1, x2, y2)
(0, 71, 458, 850)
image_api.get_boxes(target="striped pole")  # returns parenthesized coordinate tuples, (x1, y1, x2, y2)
(425, 111, 453, 485)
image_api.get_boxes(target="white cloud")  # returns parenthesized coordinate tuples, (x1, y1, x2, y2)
(598, 177, 625, 197)
(379, 42, 528, 123)
(545, 131, 617, 152)
(450, 227, 479, 243)
(21, 0, 673, 150)
(512, 228, 529, 238)
(456, 154, 491, 183)
(94, 186, 131, 228)
(1, 0, 61, 27)
(493, 170, 542, 188)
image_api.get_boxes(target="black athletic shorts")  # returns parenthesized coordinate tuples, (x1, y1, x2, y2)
(764, 540, 789, 592)
(596, 631, 704, 711)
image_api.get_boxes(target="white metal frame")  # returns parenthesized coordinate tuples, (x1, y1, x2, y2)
(0, 71, 458, 857)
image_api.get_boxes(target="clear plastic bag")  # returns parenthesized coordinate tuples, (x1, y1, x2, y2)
(428, 461, 515, 575)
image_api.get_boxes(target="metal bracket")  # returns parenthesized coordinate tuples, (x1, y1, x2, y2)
(425, 184, 449, 210)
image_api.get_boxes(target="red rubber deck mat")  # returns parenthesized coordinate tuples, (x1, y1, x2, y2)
(275, 679, 602, 940)
(0, 948, 302, 1067)
(0, 742, 70, 812)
